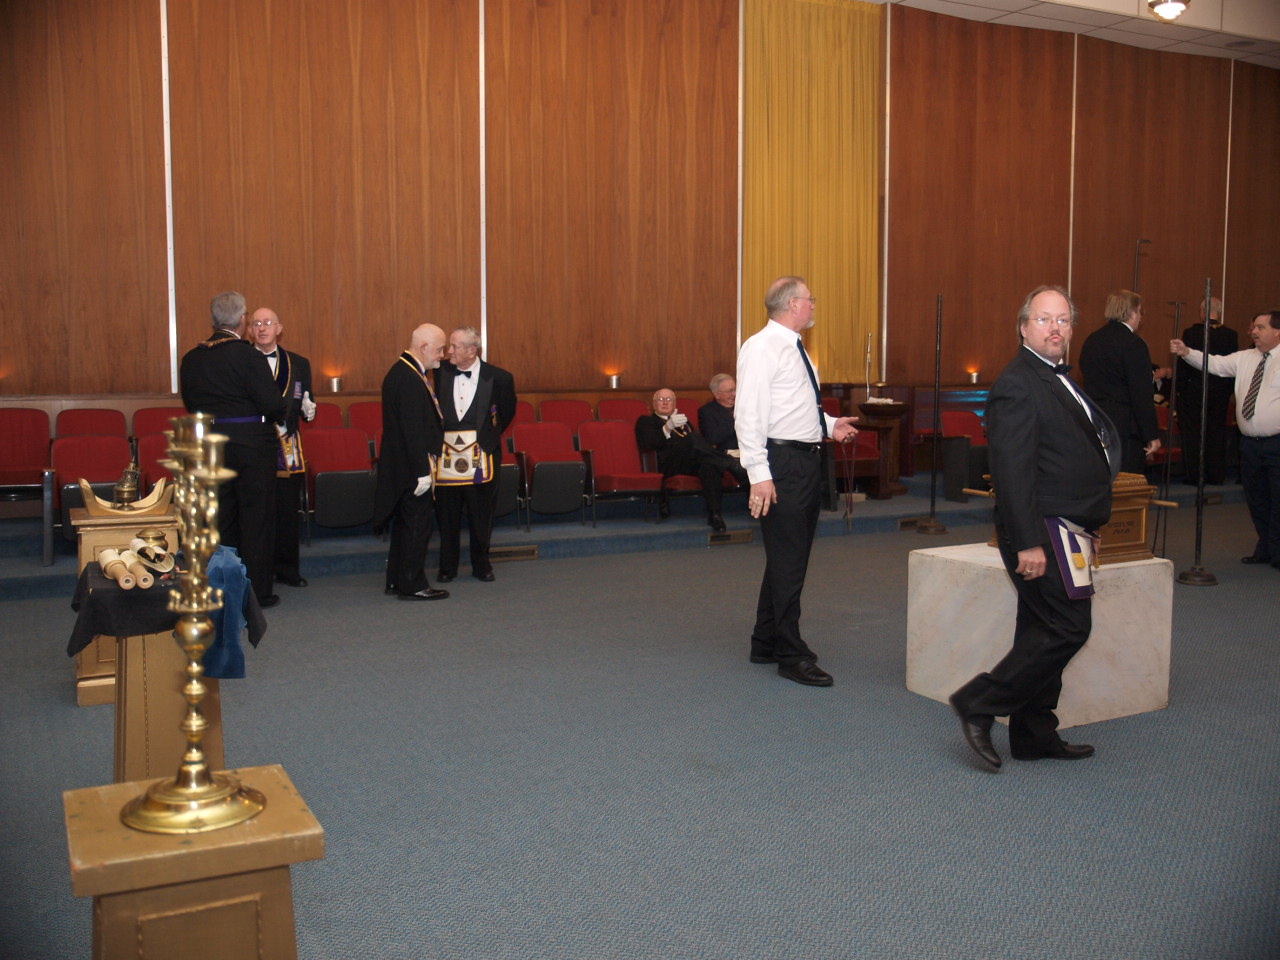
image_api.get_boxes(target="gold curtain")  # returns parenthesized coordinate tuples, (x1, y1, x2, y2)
(743, 0, 882, 384)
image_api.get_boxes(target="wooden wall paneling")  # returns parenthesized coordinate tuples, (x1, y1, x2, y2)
(1226, 63, 1280, 327)
(1071, 39, 1231, 366)
(166, 0, 480, 394)
(0, 0, 168, 396)
(886, 7, 1075, 387)
(484, 0, 739, 393)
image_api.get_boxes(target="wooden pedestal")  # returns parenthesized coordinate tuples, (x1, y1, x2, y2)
(115, 633, 223, 782)
(70, 509, 179, 705)
(65, 764, 324, 960)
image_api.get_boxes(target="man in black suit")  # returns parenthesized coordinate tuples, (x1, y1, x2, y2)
(950, 285, 1118, 771)
(1175, 297, 1240, 485)
(698, 373, 739, 454)
(636, 388, 748, 533)
(1079, 289, 1161, 474)
(373, 324, 449, 602)
(179, 291, 287, 608)
(249, 306, 315, 589)
(434, 327, 517, 583)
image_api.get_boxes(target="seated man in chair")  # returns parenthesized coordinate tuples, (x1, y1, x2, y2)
(636, 388, 748, 532)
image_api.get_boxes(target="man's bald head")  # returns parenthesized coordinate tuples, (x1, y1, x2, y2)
(410, 324, 447, 370)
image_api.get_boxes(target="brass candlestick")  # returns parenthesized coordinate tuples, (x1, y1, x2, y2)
(121, 413, 266, 833)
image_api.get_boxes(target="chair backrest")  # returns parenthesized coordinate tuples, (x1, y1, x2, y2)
(578, 420, 645, 474)
(821, 397, 841, 418)
(304, 427, 374, 472)
(348, 401, 382, 439)
(56, 407, 127, 437)
(0, 407, 51, 485)
(50, 435, 133, 506)
(513, 399, 536, 423)
(513, 422, 579, 466)
(597, 398, 650, 424)
(940, 410, 986, 445)
(301, 402, 344, 431)
(136, 433, 175, 487)
(539, 399, 595, 432)
(132, 406, 188, 438)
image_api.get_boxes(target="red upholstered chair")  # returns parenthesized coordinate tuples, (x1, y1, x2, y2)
(56, 407, 127, 438)
(577, 420, 664, 525)
(500, 399, 537, 454)
(675, 397, 701, 421)
(42, 434, 133, 562)
(300, 402, 343, 431)
(0, 407, 51, 489)
(597, 398, 650, 425)
(539, 399, 595, 437)
(131, 406, 188, 438)
(347, 401, 382, 457)
(1149, 405, 1181, 471)
(136, 433, 176, 489)
(303, 427, 376, 531)
(938, 409, 989, 502)
(511, 422, 586, 530)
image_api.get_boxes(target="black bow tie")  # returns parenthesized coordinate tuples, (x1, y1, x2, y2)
(1054, 363, 1072, 375)
(265, 351, 278, 360)
(458, 369, 472, 379)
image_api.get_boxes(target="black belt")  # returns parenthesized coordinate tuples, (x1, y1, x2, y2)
(214, 416, 266, 424)
(767, 438, 822, 454)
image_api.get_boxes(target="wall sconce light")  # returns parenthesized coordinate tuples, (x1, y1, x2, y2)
(1148, 0, 1188, 22)
(608, 374, 621, 390)
(968, 370, 980, 384)
(329, 376, 343, 393)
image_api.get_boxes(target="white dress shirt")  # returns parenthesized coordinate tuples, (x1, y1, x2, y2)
(735, 320, 835, 484)
(1183, 345, 1280, 438)
(453, 360, 481, 419)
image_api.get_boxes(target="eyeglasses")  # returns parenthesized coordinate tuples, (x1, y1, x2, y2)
(250, 320, 278, 328)
(654, 397, 677, 404)
(793, 296, 817, 305)
(1030, 316, 1074, 328)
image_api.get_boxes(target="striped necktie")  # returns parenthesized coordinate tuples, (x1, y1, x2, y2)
(1242, 353, 1267, 421)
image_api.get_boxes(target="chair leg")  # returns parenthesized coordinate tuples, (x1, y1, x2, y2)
(41, 469, 54, 566)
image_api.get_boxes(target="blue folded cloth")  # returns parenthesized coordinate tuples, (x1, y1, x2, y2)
(203, 545, 250, 679)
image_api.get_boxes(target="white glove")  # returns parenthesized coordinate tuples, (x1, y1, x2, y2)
(301, 390, 317, 421)
(413, 475, 432, 497)
(665, 412, 689, 435)
(275, 422, 288, 438)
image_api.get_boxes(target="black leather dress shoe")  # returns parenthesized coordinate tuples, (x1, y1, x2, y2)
(1241, 555, 1272, 565)
(707, 511, 727, 533)
(1011, 741, 1095, 761)
(437, 573, 455, 583)
(385, 586, 397, 596)
(950, 694, 1001, 771)
(277, 575, 308, 588)
(474, 571, 495, 582)
(749, 653, 777, 664)
(398, 588, 449, 601)
(777, 659, 833, 686)
(258, 594, 281, 609)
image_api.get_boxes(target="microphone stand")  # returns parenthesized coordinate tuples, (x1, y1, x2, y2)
(918, 294, 947, 535)
(1133, 238, 1151, 292)
(1151, 300, 1185, 557)
(1178, 278, 1217, 586)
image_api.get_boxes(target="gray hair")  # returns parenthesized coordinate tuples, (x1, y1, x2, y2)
(765, 276, 807, 318)
(1016, 284, 1077, 339)
(210, 291, 246, 331)
(709, 373, 733, 394)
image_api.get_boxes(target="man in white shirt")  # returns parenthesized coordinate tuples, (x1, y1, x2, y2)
(735, 276, 858, 686)
(1172, 309, 1280, 568)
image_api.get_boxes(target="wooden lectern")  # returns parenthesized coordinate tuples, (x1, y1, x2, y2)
(65, 764, 324, 960)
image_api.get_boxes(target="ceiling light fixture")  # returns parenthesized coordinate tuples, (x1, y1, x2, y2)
(1148, 0, 1189, 22)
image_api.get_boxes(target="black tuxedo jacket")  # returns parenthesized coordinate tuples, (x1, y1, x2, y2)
(988, 347, 1118, 552)
(1176, 322, 1240, 406)
(373, 353, 444, 529)
(179, 329, 285, 443)
(435, 360, 518, 463)
(635, 413, 720, 474)
(698, 401, 738, 452)
(268, 349, 313, 437)
(1078, 319, 1160, 443)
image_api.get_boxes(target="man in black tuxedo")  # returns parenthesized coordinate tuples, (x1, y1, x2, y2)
(434, 327, 517, 583)
(373, 324, 449, 601)
(180, 291, 287, 608)
(698, 373, 740, 454)
(1175, 297, 1240, 485)
(249, 306, 316, 589)
(1079, 289, 1161, 474)
(950, 285, 1118, 771)
(636, 388, 748, 533)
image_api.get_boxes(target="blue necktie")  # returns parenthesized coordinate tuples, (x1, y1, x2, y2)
(797, 338, 828, 439)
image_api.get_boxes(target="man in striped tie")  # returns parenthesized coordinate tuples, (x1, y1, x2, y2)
(1172, 309, 1280, 569)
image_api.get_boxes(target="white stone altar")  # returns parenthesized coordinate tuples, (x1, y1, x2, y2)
(907, 542, 1172, 729)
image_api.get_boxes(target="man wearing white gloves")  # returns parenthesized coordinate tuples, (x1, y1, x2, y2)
(635, 388, 748, 532)
(249, 307, 316, 590)
(373, 324, 450, 601)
